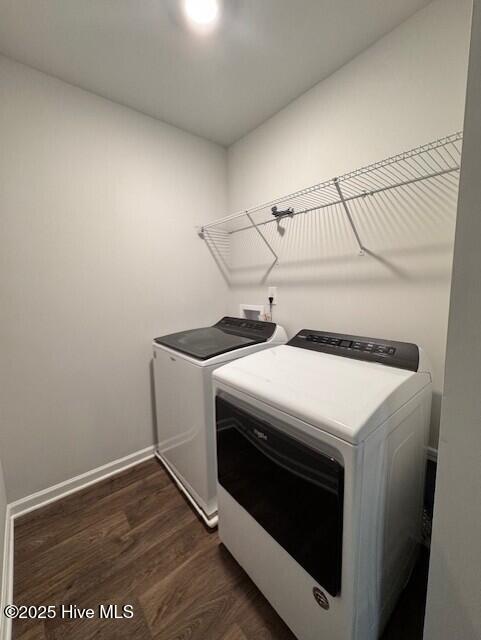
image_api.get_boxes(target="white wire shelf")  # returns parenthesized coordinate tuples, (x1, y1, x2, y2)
(199, 131, 463, 263)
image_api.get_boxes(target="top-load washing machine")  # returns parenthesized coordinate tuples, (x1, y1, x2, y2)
(213, 329, 432, 640)
(152, 316, 287, 527)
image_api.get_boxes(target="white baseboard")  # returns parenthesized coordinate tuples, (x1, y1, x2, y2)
(426, 446, 438, 463)
(0, 445, 155, 640)
(9, 445, 155, 520)
(0, 507, 13, 640)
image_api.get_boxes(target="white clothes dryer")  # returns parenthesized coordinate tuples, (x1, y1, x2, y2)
(213, 329, 432, 640)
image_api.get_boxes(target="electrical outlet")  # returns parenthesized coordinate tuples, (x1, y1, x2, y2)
(268, 286, 277, 305)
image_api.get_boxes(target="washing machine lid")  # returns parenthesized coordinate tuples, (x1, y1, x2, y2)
(213, 339, 431, 444)
(153, 317, 276, 361)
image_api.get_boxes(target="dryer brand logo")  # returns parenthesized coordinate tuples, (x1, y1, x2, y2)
(313, 587, 329, 610)
(253, 428, 268, 441)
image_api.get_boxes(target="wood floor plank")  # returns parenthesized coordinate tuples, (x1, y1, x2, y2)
(13, 474, 212, 638)
(43, 598, 152, 640)
(15, 510, 130, 596)
(207, 550, 295, 640)
(46, 510, 213, 620)
(15, 459, 161, 533)
(122, 480, 185, 530)
(15, 464, 170, 559)
(13, 458, 428, 640)
(140, 540, 253, 639)
(236, 589, 296, 640)
(16, 624, 46, 640)
(13, 511, 133, 638)
(222, 623, 249, 640)
(15, 503, 187, 612)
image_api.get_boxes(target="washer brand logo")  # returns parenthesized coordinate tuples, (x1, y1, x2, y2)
(313, 587, 329, 610)
(253, 428, 268, 441)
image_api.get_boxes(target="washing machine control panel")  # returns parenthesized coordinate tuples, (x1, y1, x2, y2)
(288, 330, 419, 371)
(216, 316, 276, 338)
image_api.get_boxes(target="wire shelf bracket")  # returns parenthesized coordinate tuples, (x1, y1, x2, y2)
(246, 211, 279, 263)
(198, 131, 463, 266)
(333, 177, 365, 256)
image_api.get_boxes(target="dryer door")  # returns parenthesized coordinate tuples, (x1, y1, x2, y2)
(216, 394, 344, 597)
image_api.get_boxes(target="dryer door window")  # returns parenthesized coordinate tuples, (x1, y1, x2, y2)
(216, 395, 344, 597)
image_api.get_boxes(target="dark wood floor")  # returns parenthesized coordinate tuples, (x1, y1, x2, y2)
(13, 458, 428, 639)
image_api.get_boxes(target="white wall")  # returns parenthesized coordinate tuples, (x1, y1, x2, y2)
(424, 2, 481, 637)
(0, 56, 228, 501)
(0, 1, 472, 503)
(226, 0, 472, 446)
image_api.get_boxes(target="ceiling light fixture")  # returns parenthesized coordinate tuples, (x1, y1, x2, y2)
(183, 0, 219, 28)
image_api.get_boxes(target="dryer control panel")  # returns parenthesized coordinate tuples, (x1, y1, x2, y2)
(288, 330, 419, 371)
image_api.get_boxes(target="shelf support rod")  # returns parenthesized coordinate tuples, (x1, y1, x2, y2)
(246, 212, 279, 264)
(334, 177, 365, 256)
